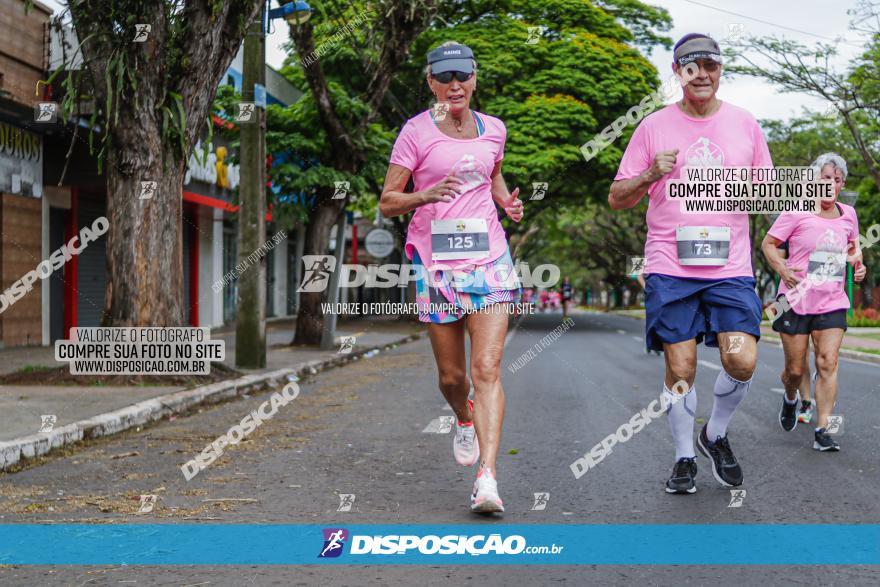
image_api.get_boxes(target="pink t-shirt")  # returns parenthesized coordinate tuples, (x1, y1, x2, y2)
(615, 102, 773, 279)
(768, 204, 859, 315)
(390, 110, 508, 269)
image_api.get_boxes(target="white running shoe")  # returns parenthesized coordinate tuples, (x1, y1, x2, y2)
(453, 399, 479, 466)
(470, 466, 504, 513)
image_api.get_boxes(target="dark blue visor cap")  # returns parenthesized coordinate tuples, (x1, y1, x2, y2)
(427, 43, 475, 74)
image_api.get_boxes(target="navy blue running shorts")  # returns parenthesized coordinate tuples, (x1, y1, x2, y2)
(644, 274, 762, 352)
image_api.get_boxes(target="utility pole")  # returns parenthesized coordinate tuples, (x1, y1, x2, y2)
(236, 7, 267, 368)
(320, 211, 347, 350)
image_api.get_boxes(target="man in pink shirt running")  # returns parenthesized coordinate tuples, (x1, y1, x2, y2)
(609, 34, 772, 494)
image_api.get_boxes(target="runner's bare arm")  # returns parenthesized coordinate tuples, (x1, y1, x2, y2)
(608, 174, 656, 209)
(608, 149, 679, 210)
(761, 234, 786, 273)
(490, 162, 523, 222)
(379, 163, 463, 217)
(849, 239, 867, 281)
(761, 234, 801, 288)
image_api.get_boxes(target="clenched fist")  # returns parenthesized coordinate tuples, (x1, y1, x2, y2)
(646, 149, 679, 182)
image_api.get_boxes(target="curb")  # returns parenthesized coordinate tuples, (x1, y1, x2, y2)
(0, 332, 423, 472)
(760, 333, 880, 365)
(610, 312, 880, 365)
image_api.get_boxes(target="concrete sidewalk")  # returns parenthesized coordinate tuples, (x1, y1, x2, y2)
(609, 310, 880, 363)
(0, 317, 422, 470)
(0, 317, 419, 375)
(760, 324, 880, 355)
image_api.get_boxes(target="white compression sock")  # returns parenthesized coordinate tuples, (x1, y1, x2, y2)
(664, 384, 697, 460)
(707, 370, 752, 441)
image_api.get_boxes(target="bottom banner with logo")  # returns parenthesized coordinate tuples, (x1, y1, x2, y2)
(0, 524, 877, 564)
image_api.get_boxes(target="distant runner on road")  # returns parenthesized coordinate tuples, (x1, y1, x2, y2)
(774, 239, 816, 424)
(761, 153, 865, 451)
(561, 277, 573, 318)
(380, 41, 524, 514)
(608, 33, 773, 494)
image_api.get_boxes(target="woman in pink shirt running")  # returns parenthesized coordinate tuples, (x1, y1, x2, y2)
(379, 41, 524, 514)
(762, 153, 866, 451)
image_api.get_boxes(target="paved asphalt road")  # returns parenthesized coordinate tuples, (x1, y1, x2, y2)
(1, 310, 878, 585)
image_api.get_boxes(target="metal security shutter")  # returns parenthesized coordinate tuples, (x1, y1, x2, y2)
(76, 196, 107, 327)
(287, 244, 297, 315)
(182, 213, 192, 325)
(49, 208, 66, 342)
(266, 244, 275, 317)
(222, 228, 237, 323)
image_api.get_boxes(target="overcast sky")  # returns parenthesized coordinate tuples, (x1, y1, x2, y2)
(40, 0, 867, 122)
(264, 0, 867, 121)
(644, 0, 865, 120)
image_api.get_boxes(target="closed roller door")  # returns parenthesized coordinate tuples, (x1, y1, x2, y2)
(182, 213, 191, 325)
(49, 208, 66, 342)
(76, 196, 107, 327)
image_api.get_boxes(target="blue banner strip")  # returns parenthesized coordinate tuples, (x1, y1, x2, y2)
(0, 524, 878, 565)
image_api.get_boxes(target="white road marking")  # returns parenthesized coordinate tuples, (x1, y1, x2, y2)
(632, 336, 642, 342)
(698, 360, 722, 371)
(839, 356, 880, 367)
(504, 319, 521, 346)
(422, 416, 455, 434)
(616, 329, 626, 334)
(770, 387, 785, 394)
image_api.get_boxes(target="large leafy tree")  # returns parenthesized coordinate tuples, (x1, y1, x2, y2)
(395, 0, 670, 307)
(44, 0, 263, 326)
(278, 0, 440, 345)
(270, 0, 671, 343)
(396, 0, 672, 213)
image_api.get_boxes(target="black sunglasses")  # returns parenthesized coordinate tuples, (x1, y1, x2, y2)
(431, 71, 474, 83)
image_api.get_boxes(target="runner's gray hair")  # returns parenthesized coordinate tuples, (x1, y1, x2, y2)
(811, 152, 848, 181)
(425, 41, 478, 76)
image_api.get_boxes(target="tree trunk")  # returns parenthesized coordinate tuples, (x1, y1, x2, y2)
(627, 282, 641, 308)
(103, 128, 184, 326)
(613, 284, 625, 309)
(293, 201, 343, 345)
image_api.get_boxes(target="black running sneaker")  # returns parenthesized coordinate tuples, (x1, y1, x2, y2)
(697, 424, 743, 487)
(665, 457, 697, 494)
(779, 396, 798, 432)
(813, 428, 840, 452)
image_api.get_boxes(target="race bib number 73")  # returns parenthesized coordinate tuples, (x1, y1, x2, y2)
(676, 226, 730, 266)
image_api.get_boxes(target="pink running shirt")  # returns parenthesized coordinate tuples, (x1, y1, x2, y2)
(615, 102, 773, 279)
(390, 110, 508, 270)
(768, 204, 859, 315)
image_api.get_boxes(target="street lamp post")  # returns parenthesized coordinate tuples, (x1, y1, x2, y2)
(236, 1, 312, 369)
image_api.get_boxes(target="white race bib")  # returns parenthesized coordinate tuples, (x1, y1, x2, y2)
(431, 218, 491, 261)
(807, 250, 846, 283)
(676, 226, 730, 266)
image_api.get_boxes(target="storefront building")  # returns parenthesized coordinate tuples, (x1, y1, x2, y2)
(0, 0, 304, 348)
(0, 0, 52, 348)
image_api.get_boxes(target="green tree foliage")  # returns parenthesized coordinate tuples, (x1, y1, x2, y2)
(395, 0, 672, 211)
(254, 0, 671, 335)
